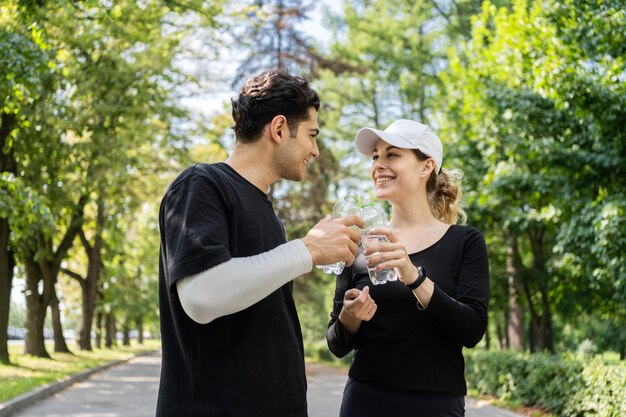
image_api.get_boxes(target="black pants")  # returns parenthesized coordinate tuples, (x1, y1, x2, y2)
(339, 377, 465, 417)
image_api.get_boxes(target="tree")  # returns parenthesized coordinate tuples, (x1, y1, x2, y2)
(3, 0, 225, 356)
(227, 0, 324, 85)
(44, 0, 198, 350)
(0, 3, 56, 360)
(443, 0, 626, 352)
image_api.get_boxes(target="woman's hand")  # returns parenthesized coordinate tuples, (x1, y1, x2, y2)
(362, 228, 418, 285)
(338, 286, 377, 334)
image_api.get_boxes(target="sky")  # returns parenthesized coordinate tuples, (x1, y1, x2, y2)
(180, 1, 341, 118)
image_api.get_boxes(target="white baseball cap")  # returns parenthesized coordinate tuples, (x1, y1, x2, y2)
(354, 119, 443, 173)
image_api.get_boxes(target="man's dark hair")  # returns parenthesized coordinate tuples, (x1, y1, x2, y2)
(231, 68, 320, 143)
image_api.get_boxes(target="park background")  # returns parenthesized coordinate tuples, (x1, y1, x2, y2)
(1, 0, 625, 415)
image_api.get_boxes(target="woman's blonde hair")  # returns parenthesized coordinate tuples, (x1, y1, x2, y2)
(412, 150, 467, 225)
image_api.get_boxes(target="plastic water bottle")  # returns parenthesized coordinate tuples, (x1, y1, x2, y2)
(360, 203, 398, 285)
(315, 192, 360, 275)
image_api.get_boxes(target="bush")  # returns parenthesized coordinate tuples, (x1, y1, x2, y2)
(305, 340, 353, 367)
(577, 339, 598, 358)
(465, 350, 526, 400)
(564, 360, 626, 417)
(465, 350, 625, 416)
(518, 354, 583, 413)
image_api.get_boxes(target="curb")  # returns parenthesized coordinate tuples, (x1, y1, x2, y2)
(0, 351, 157, 417)
(466, 398, 526, 417)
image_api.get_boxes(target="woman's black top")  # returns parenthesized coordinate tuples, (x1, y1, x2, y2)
(327, 225, 489, 396)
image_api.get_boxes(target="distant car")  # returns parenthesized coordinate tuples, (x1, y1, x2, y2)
(7, 326, 25, 340)
(63, 329, 76, 340)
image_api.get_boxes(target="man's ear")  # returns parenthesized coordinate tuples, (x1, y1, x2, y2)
(269, 115, 287, 144)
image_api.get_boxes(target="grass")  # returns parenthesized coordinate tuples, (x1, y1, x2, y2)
(599, 351, 621, 363)
(0, 339, 160, 403)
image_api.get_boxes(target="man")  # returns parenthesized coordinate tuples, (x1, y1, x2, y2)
(156, 68, 363, 417)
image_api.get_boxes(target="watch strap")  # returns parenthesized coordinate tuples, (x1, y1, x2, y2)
(407, 266, 427, 290)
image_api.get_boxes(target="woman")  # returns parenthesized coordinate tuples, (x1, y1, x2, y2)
(327, 119, 489, 417)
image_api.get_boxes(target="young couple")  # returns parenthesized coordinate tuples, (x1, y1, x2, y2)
(157, 68, 489, 417)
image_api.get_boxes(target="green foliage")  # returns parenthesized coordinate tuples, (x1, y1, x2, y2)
(466, 350, 626, 416)
(550, 0, 626, 60)
(466, 350, 528, 400)
(2, 0, 625, 409)
(565, 360, 626, 417)
(442, 0, 626, 351)
(0, 173, 54, 255)
(1, 0, 225, 354)
(557, 195, 626, 310)
(305, 338, 352, 367)
(0, 26, 51, 115)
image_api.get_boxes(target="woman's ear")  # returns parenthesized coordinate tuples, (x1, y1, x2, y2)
(421, 159, 436, 177)
(269, 115, 287, 144)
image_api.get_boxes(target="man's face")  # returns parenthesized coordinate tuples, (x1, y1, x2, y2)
(274, 107, 320, 182)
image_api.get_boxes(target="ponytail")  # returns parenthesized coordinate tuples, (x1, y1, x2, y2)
(411, 149, 466, 224)
(426, 168, 466, 225)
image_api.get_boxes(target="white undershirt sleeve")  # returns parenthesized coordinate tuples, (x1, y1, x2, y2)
(176, 239, 313, 324)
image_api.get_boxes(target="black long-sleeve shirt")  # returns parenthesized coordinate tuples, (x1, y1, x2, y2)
(327, 225, 489, 395)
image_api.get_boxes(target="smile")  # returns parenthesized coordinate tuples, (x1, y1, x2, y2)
(375, 176, 395, 184)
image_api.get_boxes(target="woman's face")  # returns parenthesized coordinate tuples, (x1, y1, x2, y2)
(369, 139, 432, 202)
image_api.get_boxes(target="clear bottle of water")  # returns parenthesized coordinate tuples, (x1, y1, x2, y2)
(360, 203, 398, 285)
(315, 192, 360, 275)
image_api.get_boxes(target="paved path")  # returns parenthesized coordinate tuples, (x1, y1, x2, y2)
(9, 352, 524, 417)
(10, 353, 161, 417)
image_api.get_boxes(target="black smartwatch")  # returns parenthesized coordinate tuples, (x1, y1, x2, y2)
(406, 266, 427, 290)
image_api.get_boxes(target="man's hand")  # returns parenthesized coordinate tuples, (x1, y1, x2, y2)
(300, 214, 364, 267)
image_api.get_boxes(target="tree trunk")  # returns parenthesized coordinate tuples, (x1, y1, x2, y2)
(95, 310, 103, 349)
(495, 313, 506, 350)
(1, 113, 18, 363)
(77, 276, 97, 350)
(63, 268, 92, 351)
(23, 256, 50, 358)
(520, 227, 555, 353)
(528, 318, 536, 352)
(0, 218, 15, 363)
(484, 321, 490, 350)
(23, 194, 87, 358)
(506, 236, 525, 351)
(111, 315, 117, 347)
(137, 318, 144, 344)
(76, 196, 105, 351)
(122, 323, 130, 346)
(105, 313, 114, 348)
(533, 301, 554, 352)
(529, 229, 554, 353)
(525, 289, 554, 353)
(50, 290, 71, 353)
